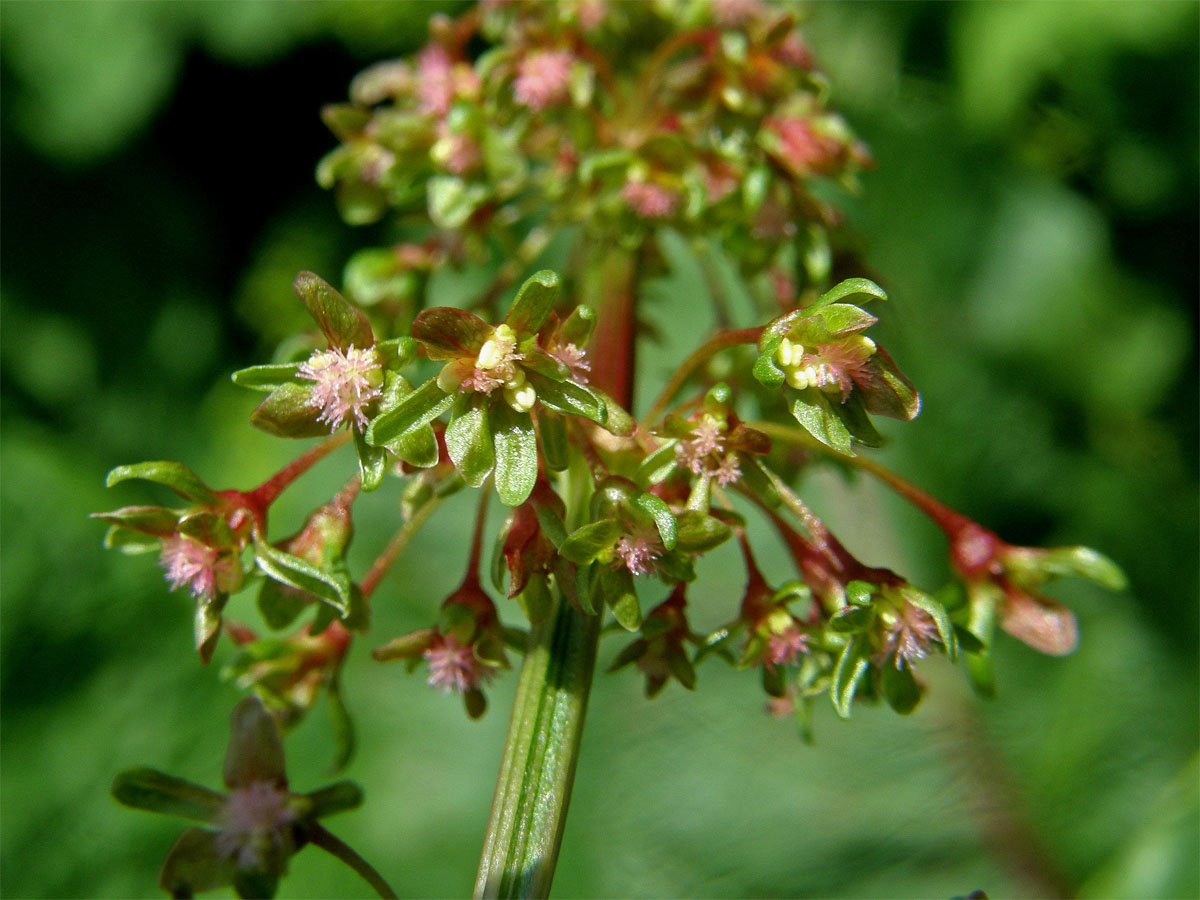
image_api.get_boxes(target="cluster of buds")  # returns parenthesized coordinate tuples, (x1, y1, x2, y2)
(319, 0, 871, 317)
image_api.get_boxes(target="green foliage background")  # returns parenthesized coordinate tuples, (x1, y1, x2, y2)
(2, 2, 1196, 898)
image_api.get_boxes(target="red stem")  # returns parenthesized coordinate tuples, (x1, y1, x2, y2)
(247, 431, 352, 510)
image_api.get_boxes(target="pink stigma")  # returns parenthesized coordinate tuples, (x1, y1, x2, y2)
(765, 624, 808, 669)
(298, 345, 382, 431)
(424, 635, 495, 694)
(216, 781, 297, 870)
(621, 181, 679, 220)
(513, 50, 574, 111)
(159, 535, 219, 600)
(615, 534, 660, 577)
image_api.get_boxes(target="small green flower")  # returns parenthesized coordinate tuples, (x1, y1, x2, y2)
(111, 697, 367, 899)
(753, 278, 920, 455)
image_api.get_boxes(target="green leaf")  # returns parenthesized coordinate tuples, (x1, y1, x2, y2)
(102, 526, 160, 554)
(525, 371, 607, 424)
(533, 504, 568, 549)
(808, 277, 888, 311)
(371, 628, 438, 662)
(881, 660, 923, 714)
(674, 510, 732, 553)
(223, 697, 287, 789)
(559, 304, 596, 347)
(105, 461, 218, 506)
(293, 271, 374, 352)
(635, 441, 678, 487)
(412, 307, 493, 360)
(111, 768, 225, 823)
(791, 392, 854, 456)
(445, 394, 495, 488)
(254, 539, 351, 616)
(836, 393, 885, 448)
(159, 828, 238, 898)
(230, 363, 303, 392)
(366, 377, 453, 446)
(634, 493, 677, 551)
(830, 635, 869, 719)
(504, 270, 560, 336)
(195, 595, 226, 665)
(752, 347, 787, 389)
(250, 383, 329, 439)
(857, 347, 921, 421)
(666, 643, 697, 690)
(516, 576, 553, 626)
(588, 387, 634, 436)
(1024, 545, 1128, 590)
(558, 520, 622, 565)
(491, 404, 538, 507)
(811, 302, 878, 336)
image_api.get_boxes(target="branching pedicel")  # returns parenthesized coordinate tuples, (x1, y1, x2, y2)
(95, 2, 1126, 897)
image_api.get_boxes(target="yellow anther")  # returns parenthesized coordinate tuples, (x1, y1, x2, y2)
(505, 383, 536, 413)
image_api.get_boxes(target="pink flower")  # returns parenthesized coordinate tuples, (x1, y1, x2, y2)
(417, 45, 456, 116)
(424, 634, 496, 694)
(674, 417, 744, 486)
(297, 345, 382, 431)
(615, 532, 661, 577)
(711, 0, 764, 28)
(766, 116, 842, 177)
(765, 623, 809, 669)
(513, 50, 575, 111)
(215, 781, 297, 870)
(621, 180, 679, 219)
(878, 602, 940, 669)
(551, 342, 591, 383)
(160, 535, 220, 599)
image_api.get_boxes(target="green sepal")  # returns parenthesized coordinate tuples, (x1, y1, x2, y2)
(230, 363, 303, 392)
(634, 493, 677, 551)
(504, 270, 560, 336)
(176, 509, 235, 550)
(102, 525, 161, 554)
(195, 594, 227, 665)
(856, 347, 921, 421)
(372, 628, 438, 662)
(1015, 545, 1128, 591)
(791, 391, 854, 456)
(491, 404, 538, 507)
(635, 441, 679, 487)
(533, 504, 568, 549)
(607, 638, 647, 672)
(158, 828, 238, 898)
(299, 780, 363, 819)
(105, 461, 218, 506)
(559, 520, 622, 565)
(254, 539, 352, 616)
(366, 377, 453, 446)
(445, 394, 495, 488)
(92, 505, 182, 539)
(880, 659, 923, 714)
(901, 586, 957, 661)
(256, 579, 311, 631)
(464, 688, 488, 720)
(674, 510, 732, 553)
(387, 424, 440, 469)
(233, 867, 280, 900)
(353, 428, 388, 492)
(808, 302, 878, 337)
(666, 642, 697, 690)
(829, 604, 874, 634)
(806, 277, 888, 312)
(588, 387, 635, 436)
(294, 271, 374, 352)
(526, 371, 607, 424)
(741, 458, 781, 508)
(251, 383, 329, 439)
(559, 304, 596, 347)
(599, 566, 642, 631)
(837, 393, 885, 448)
(537, 410, 570, 472)
(752, 345, 787, 389)
(830, 635, 869, 719)
(110, 768, 225, 823)
(428, 175, 489, 230)
(375, 336, 419, 371)
(953, 625, 986, 655)
(411, 306, 493, 360)
(965, 587, 998, 698)
(224, 696, 287, 789)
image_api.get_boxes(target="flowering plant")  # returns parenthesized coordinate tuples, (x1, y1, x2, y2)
(97, 2, 1124, 897)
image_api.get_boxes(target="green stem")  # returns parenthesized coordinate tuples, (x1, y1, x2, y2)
(474, 593, 601, 898)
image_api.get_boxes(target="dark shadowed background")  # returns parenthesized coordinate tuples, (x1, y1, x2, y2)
(2, 2, 1196, 898)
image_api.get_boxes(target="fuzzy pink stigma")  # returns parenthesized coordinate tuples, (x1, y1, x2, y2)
(615, 534, 660, 577)
(298, 346, 382, 431)
(765, 624, 808, 669)
(159, 535, 219, 600)
(417, 45, 456, 116)
(216, 781, 297, 869)
(424, 635, 495, 694)
(621, 181, 679, 220)
(880, 602, 940, 669)
(513, 50, 574, 111)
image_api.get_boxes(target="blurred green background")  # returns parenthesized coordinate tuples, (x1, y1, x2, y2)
(2, 2, 1196, 898)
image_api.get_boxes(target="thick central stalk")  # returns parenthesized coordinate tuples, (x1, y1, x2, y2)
(475, 241, 636, 898)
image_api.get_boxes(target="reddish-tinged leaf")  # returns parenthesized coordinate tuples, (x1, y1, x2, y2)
(413, 307, 493, 359)
(293, 271, 374, 351)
